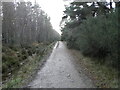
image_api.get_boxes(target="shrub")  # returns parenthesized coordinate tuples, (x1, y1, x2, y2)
(63, 12, 119, 69)
(78, 12, 118, 58)
(2, 53, 19, 75)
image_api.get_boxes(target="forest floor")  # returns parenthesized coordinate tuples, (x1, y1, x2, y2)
(28, 41, 95, 88)
(2, 42, 55, 88)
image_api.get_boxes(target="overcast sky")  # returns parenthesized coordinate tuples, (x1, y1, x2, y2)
(11, 0, 115, 34)
(31, 0, 115, 34)
(30, 0, 74, 35)
(34, 0, 66, 35)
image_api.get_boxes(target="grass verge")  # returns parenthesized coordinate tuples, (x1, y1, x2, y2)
(70, 49, 118, 88)
(2, 42, 55, 88)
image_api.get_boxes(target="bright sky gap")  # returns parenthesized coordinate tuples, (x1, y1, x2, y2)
(23, 0, 65, 35)
(14, 0, 115, 35)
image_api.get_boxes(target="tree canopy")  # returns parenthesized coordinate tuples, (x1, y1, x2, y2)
(61, 1, 120, 69)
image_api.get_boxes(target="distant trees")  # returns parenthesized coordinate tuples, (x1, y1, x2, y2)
(1, 1, 60, 82)
(61, 1, 119, 69)
(2, 1, 60, 46)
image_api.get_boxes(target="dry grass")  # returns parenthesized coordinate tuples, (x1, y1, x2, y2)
(70, 49, 118, 88)
(2, 42, 55, 88)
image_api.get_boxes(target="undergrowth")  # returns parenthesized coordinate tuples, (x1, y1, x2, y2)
(71, 50, 118, 88)
(2, 42, 55, 88)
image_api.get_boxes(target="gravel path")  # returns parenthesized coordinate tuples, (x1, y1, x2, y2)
(28, 41, 95, 88)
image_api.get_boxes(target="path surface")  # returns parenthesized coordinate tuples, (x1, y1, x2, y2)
(28, 41, 95, 88)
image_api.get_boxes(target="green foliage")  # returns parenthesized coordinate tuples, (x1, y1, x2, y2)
(2, 42, 55, 88)
(2, 42, 52, 81)
(76, 12, 118, 67)
(61, 1, 119, 69)
(6, 78, 22, 88)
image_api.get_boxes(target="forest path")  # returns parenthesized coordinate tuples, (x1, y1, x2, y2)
(28, 41, 95, 88)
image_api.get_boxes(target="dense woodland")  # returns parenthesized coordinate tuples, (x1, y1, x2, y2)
(1, 0, 120, 88)
(2, 1, 60, 82)
(2, 2, 60, 46)
(61, 1, 120, 69)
